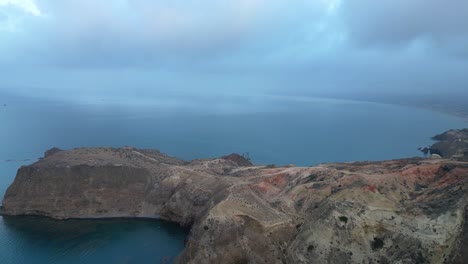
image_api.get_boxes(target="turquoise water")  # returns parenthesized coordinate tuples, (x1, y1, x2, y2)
(0, 94, 466, 263)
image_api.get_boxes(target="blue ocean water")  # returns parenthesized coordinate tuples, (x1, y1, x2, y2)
(0, 94, 466, 263)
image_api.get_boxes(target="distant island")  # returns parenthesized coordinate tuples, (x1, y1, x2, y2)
(1, 130, 467, 264)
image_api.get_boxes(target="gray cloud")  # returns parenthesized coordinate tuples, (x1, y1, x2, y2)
(1, 0, 335, 67)
(0, 0, 467, 99)
(340, 0, 468, 50)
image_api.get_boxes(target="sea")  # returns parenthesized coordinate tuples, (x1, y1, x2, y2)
(0, 93, 466, 263)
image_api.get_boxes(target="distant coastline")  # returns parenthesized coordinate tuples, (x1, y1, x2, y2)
(3, 90, 468, 122)
(293, 93, 468, 122)
(370, 95, 468, 122)
(407, 103, 468, 122)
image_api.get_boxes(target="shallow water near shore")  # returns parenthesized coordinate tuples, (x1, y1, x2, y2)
(0, 94, 466, 263)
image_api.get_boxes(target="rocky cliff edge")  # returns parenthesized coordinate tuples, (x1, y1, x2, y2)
(1, 143, 467, 264)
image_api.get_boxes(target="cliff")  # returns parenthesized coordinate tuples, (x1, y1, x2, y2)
(1, 142, 467, 263)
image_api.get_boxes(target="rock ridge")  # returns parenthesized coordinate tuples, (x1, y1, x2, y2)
(1, 142, 467, 263)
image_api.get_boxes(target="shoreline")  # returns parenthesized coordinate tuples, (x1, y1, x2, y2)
(386, 101, 468, 122)
(2, 145, 467, 263)
(0, 213, 192, 232)
(415, 105, 468, 122)
(273, 93, 468, 122)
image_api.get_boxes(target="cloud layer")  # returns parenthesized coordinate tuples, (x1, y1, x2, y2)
(0, 0, 467, 97)
(342, 0, 468, 45)
(1, 0, 341, 66)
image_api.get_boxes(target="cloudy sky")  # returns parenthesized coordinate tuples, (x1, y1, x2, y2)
(0, 0, 467, 100)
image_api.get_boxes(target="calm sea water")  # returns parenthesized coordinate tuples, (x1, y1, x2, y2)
(0, 94, 466, 263)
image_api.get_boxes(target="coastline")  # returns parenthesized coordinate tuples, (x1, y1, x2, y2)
(278, 93, 468, 122)
(412, 104, 468, 122)
(2, 145, 467, 263)
(368, 99, 468, 122)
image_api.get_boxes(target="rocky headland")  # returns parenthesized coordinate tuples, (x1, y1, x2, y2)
(419, 129, 468, 161)
(1, 133, 468, 264)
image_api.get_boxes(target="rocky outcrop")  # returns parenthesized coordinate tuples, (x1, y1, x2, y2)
(421, 129, 468, 160)
(2, 141, 468, 263)
(43, 147, 63, 158)
(221, 153, 253, 167)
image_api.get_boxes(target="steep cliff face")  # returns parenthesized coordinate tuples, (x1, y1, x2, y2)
(2, 147, 232, 226)
(2, 146, 467, 264)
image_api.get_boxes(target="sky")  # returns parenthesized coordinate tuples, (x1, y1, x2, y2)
(0, 0, 467, 101)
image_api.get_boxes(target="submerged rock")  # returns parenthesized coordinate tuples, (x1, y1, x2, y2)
(2, 135, 468, 263)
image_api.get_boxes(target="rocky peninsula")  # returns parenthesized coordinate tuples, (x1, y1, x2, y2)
(1, 133, 468, 264)
(420, 129, 468, 161)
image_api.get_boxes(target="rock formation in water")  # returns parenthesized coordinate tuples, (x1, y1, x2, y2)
(1, 134, 468, 264)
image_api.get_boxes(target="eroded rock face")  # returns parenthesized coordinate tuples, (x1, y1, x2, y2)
(1, 147, 467, 264)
